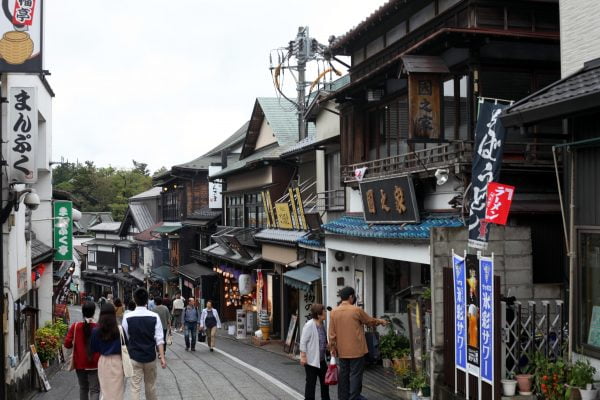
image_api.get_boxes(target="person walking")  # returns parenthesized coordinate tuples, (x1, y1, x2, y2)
(182, 297, 200, 351)
(199, 301, 221, 352)
(152, 297, 171, 354)
(300, 304, 330, 400)
(125, 299, 136, 315)
(171, 293, 184, 332)
(90, 303, 125, 400)
(122, 288, 166, 400)
(329, 287, 388, 400)
(114, 298, 124, 324)
(64, 302, 101, 400)
(147, 295, 156, 311)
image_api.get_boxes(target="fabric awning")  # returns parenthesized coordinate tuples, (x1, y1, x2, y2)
(152, 223, 182, 233)
(178, 262, 216, 281)
(283, 266, 321, 292)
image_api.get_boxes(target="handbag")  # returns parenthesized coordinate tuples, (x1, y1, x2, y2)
(118, 326, 134, 378)
(198, 329, 206, 343)
(324, 356, 338, 386)
(166, 329, 173, 345)
(65, 322, 78, 371)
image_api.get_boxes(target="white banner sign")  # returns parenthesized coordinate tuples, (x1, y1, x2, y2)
(208, 165, 222, 209)
(8, 86, 37, 183)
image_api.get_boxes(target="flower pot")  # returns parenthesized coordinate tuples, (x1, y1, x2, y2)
(260, 326, 270, 340)
(41, 361, 49, 368)
(578, 388, 598, 400)
(501, 379, 517, 396)
(382, 358, 392, 368)
(515, 374, 533, 394)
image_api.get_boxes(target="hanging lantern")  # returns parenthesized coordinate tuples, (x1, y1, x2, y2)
(238, 274, 252, 295)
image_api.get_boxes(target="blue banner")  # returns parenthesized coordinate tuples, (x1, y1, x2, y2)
(453, 254, 467, 370)
(479, 257, 494, 383)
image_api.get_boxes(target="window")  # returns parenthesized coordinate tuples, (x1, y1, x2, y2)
(367, 97, 409, 160)
(162, 189, 182, 221)
(443, 76, 468, 140)
(88, 250, 96, 263)
(97, 251, 116, 269)
(383, 259, 411, 313)
(387, 22, 406, 44)
(245, 193, 266, 228)
(226, 195, 244, 227)
(578, 230, 600, 356)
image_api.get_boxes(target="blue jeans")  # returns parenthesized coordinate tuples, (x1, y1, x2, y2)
(183, 321, 198, 349)
(337, 356, 365, 400)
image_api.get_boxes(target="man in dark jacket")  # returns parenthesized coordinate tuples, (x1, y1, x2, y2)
(183, 297, 200, 351)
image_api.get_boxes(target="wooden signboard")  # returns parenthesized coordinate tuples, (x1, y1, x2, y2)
(30, 345, 51, 391)
(275, 203, 293, 229)
(284, 314, 298, 353)
(408, 73, 441, 141)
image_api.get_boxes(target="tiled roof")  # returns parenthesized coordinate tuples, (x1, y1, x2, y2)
(209, 143, 288, 179)
(178, 262, 216, 280)
(128, 203, 155, 232)
(322, 215, 464, 239)
(254, 229, 308, 244)
(134, 222, 162, 242)
(130, 187, 162, 200)
(297, 236, 324, 249)
(502, 58, 600, 126)
(77, 212, 114, 233)
(187, 206, 222, 221)
(89, 222, 121, 233)
(31, 239, 53, 264)
(74, 245, 87, 256)
(280, 135, 317, 157)
(257, 97, 315, 147)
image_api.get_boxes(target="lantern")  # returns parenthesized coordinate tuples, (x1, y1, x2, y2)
(239, 274, 252, 295)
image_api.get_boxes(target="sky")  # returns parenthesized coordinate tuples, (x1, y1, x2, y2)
(45, 1, 388, 174)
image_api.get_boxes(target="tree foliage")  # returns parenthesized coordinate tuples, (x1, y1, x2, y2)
(52, 160, 153, 221)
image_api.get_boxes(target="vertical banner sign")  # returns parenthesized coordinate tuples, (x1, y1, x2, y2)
(468, 100, 508, 249)
(256, 270, 264, 311)
(8, 86, 37, 183)
(53, 201, 73, 261)
(0, 0, 43, 72)
(479, 256, 494, 384)
(452, 253, 467, 371)
(484, 182, 515, 225)
(208, 165, 222, 209)
(408, 73, 441, 140)
(466, 254, 480, 374)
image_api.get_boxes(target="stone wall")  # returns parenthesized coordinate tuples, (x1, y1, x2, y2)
(429, 225, 564, 396)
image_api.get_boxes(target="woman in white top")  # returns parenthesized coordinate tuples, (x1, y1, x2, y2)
(199, 301, 222, 352)
(299, 304, 330, 400)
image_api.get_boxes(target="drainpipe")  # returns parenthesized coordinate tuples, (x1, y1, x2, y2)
(567, 148, 576, 360)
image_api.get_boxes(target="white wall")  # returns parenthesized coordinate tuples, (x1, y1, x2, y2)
(315, 101, 340, 141)
(255, 118, 277, 149)
(560, 0, 600, 76)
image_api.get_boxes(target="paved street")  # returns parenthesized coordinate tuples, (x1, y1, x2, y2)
(27, 306, 397, 400)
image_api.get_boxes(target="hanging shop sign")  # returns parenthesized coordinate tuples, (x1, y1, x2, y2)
(484, 182, 515, 226)
(8, 86, 37, 183)
(359, 175, 419, 223)
(208, 165, 222, 209)
(466, 254, 480, 374)
(468, 99, 509, 249)
(53, 201, 73, 261)
(408, 73, 441, 141)
(0, 0, 43, 72)
(452, 252, 467, 371)
(275, 203, 293, 229)
(479, 256, 494, 384)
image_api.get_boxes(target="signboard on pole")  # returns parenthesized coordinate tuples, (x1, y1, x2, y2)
(468, 100, 509, 249)
(453, 252, 467, 371)
(479, 256, 494, 384)
(208, 165, 222, 209)
(466, 254, 480, 374)
(0, 0, 43, 72)
(484, 182, 515, 225)
(8, 86, 37, 183)
(53, 201, 73, 261)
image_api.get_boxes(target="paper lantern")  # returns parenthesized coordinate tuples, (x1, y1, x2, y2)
(238, 274, 252, 295)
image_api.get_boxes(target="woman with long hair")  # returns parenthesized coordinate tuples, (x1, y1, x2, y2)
(114, 298, 124, 324)
(64, 302, 100, 400)
(90, 303, 125, 400)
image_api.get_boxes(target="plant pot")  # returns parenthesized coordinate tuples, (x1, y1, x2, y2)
(260, 326, 270, 340)
(501, 379, 517, 396)
(382, 358, 392, 368)
(411, 392, 419, 400)
(515, 374, 533, 394)
(41, 361, 49, 368)
(578, 388, 598, 400)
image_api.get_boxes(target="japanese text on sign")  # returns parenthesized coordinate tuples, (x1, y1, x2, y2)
(484, 182, 515, 225)
(479, 257, 494, 383)
(359, 176, 419, 223)
(453, 254, 467, 370)
(13, 0, 37, 25)
(53, 201, 73, 261)
(8, 87, 37, 183)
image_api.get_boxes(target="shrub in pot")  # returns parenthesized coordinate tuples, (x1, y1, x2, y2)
(567, 360, 597, 400)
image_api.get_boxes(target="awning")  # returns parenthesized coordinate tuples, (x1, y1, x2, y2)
(178, 262, 217, 281)
(149, 265, 178, 282)
(81, 270, 115, 286)
(130, 268, 146, 281)
(116, 240, 137, 249)
(114, 272, 141, 285)
(152, 223, 182, 233)
(202, 243, 262, 267)
(261, 243, 298, 265)
(284, 266, 322, 291)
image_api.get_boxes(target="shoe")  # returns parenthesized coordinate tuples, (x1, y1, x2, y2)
(191, 348, 196, 352)
(185, 347, 189, 351)
(210, 348, 214, 352)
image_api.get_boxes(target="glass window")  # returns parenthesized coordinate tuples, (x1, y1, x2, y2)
(443, 76, 468, 140)
(88, 250, 96, 263)
(245, 193, 266, 228)
(387, 22, 406, 44)
(226, 195, 244, 227)
(580, 231, 600, 352)
(366, 36, 384, 58)
(383, 259, 411, 313)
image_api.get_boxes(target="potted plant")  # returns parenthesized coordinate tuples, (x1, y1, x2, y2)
(379, 333, 396, 368)
(393, 348, 411, 370)
(568, 360, 597, 400)
(35, 326, 60, 367)
(501, 371, 518, 397)
(407, 371, 427, 400)
(533, 352, 568, 400)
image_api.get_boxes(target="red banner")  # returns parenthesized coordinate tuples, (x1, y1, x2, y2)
(13, 0, 37, 26)
(484, 182, 515, 225)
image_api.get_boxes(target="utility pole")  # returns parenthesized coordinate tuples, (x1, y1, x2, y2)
(295, 27, 309, 141)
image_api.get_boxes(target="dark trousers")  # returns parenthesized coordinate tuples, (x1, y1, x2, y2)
(304, 359, 330, 400)
(76, 369, 100, 400)
(337, 356, 365, 400)
(162, 329, 167, 353)
(184, 321, 197, 349)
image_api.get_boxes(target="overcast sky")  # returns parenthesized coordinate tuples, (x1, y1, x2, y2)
(45, 1, 387, 173)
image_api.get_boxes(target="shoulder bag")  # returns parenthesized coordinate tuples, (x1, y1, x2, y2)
(65, 322, 78, 371)
(118, 326, 134, 378)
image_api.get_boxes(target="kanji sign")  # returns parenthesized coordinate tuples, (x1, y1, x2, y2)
(479, 256, 494, 383)
(53, 201, 73, 261)
(466, 254, 480, 374)
(8, 86, 37, 183)
(468, 100, 509, 249)
(12, 0, 37, 26)
(452, 253, 467, 371)
(0, 0, 43, 71)
(359, 176, 419, 223)
(408, 73, 441, 140)
(484, 182, 515, 225)
(208, 166, 222, 209)
(275, 203, 293, 229)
